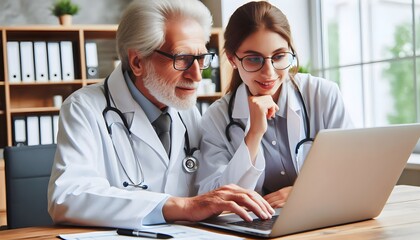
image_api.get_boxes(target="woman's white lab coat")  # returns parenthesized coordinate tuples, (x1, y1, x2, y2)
(197, 73, 353, 194)
(48, 65, 202, 229)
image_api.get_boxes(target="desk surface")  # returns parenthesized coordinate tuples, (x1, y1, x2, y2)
(1, 185, 420, 240)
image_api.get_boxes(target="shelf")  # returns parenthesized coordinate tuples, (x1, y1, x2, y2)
(84, 30, 117, 39)
(0, 24, 118, 32)
(86, 79, 105, 84)
(10, 107, 60, 114)
(1, 25, 226, 148)
(6, 30, 79, 42)
(198, 92, 223, 102)
(9, 80, 84, 86)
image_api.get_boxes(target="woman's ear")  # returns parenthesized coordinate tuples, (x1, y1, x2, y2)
(127, 49, 143, 76)
(226, 53, 237, 69)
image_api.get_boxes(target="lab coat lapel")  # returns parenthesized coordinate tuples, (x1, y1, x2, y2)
(129, 111, 170, 165)
(286, 81, 304, 170)
(107, 67, 170, 165)
(167, 108, 184, 167)
(232, 84, 251, 132)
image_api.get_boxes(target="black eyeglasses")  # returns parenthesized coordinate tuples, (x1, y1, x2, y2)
(234, 52, 295, 72)
(155, 50, 215, 71)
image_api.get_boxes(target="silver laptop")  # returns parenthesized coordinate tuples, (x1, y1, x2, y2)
(200, 124, 420, 238)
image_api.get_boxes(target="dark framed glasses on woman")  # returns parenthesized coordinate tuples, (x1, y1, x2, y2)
(155, 50, 215, 71)
(234, 52, 295, 72)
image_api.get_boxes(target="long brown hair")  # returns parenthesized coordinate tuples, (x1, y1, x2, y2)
(224, 1, 299, 94)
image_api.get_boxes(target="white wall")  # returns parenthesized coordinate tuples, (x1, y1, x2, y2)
(0, 0, 129, 25)
(0, 0, 311, 65)
(268, 0, 311, 68)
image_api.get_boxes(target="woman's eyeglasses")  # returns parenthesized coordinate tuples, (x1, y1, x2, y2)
(234, 52, 295, 72)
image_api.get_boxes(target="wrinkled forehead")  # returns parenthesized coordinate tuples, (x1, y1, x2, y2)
(161, 18, 208, 54)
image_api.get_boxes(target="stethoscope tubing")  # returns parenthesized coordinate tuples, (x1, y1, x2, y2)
(103, 77, 148, 189)
(225, 81, 314, 155)
(102, 77, 198, 189)
(290, 80, 314, 154)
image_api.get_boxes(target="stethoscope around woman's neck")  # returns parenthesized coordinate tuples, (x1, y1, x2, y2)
(102, 76, 199, 189)
(225, 81, 314, 155)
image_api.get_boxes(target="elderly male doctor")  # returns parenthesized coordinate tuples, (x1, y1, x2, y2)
(48, 0, 274, 229)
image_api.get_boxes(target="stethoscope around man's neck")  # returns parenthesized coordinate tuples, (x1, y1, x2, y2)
(102, 77, 198, 189)
(225, 80, 314, 156)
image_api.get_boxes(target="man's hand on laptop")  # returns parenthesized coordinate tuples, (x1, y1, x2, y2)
(163, 184, 275, 222)
(263, 186, 293, 208)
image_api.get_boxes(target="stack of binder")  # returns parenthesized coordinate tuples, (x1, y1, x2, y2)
(34, 41, 49, 82)
(6, 40, 76, 82)
(20, 41, 35, 82)
(85, 42, 99, 79)
(12, 115, 60, 146)
(6, 42, 21, 83)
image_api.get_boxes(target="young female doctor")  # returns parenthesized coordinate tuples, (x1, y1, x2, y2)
(197, 1, 353, 208)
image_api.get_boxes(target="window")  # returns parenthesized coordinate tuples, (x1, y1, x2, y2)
(312, 0, 420, 127)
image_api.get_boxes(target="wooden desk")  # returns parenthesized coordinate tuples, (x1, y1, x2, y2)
(1, 185, 420, 239)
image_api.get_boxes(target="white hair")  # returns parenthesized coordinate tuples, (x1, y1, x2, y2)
(116, 0, 213, 70)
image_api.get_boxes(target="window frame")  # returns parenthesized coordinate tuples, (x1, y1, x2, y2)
(310, 0, 420, 127)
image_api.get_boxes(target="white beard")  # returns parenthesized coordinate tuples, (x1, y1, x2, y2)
(143, 62, 198, 110)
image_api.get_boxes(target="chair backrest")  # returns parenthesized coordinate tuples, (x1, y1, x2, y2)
(4, 144, 56, 229)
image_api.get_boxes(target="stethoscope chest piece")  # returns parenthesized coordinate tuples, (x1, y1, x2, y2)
(183, 156, 198, 173)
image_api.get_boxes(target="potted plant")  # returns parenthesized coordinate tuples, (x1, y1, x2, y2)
(200, 67, 216, 94)
(202, 67, 212, 80)
(50, 0, 80, 26)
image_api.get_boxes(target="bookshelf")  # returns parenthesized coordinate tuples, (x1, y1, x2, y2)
(0, 25, 230, 148)
(0, 25, 230, 225)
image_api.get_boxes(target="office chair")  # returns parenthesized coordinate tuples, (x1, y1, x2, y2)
(4, 144, 56, 229)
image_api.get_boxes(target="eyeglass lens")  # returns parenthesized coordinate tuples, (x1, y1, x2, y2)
(174, 54, 213, 70)
(241, 52, 294, 72)
(155, 50, 214, 71)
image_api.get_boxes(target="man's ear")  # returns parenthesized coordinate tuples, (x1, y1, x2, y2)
(127, 49, 143, 76)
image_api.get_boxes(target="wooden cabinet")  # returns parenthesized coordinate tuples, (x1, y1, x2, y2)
(0, 25, 230, 149)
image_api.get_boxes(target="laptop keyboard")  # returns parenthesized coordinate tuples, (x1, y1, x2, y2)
(228, 215, 279, 231)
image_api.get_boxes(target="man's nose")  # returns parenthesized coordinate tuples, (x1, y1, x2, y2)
(183, 60, 202, 82)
